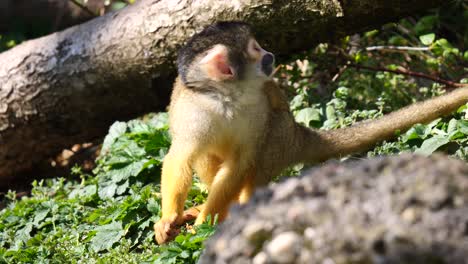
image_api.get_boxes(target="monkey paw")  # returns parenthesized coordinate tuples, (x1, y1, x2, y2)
(181, 206, 202, 222)
(154, 215, 181, 244)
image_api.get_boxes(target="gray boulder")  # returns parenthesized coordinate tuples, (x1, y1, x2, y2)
(199, 154, 468, 264)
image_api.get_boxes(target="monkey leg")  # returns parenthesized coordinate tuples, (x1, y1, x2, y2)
(194, 155, 249, 225)
(238, 169, 277, 205)
(154, 147, 195, 244)
(183, 168, 255, 226)
(194, 154, 222, 187)
(188, 177, 253, 225)
(177, 155, 221, 224)
(183, 183, 247, 224)
(237, 168, 256, 204)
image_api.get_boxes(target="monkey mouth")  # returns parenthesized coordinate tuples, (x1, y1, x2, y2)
(262, 65, 273, 76)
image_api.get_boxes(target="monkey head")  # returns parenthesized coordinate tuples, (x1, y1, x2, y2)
(177, 21, 275, 87)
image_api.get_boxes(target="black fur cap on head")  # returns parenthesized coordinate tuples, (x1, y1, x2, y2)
(177, 21, 253, 84)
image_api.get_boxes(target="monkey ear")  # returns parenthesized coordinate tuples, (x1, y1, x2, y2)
(199, 45, 234, 81)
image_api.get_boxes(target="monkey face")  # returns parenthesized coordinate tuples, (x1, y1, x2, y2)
(247, 38, 275, 78)
(177, 21, 275, 87)
(183, 40, 275, 85)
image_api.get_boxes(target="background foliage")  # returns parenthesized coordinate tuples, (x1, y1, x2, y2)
(0, 2, 467, 263)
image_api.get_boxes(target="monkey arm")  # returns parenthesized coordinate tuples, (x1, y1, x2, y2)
(263, 80, 290, 111)
(154, 145, 196, 244)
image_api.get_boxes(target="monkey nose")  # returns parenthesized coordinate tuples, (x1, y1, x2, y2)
(262, 53, 274, 67)
(261, 53, 275, 76)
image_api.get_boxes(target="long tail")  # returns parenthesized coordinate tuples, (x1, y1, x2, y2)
(301, 87, 468, 163)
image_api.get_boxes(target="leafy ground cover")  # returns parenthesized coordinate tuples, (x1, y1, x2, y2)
(1, 5, 467, 263)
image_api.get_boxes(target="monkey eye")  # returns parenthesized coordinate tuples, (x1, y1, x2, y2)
(253, 44, 261, 52)
(248, 39, 263, 60)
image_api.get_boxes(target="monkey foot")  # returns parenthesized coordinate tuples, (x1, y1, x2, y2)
(181, 206, 202, 222)
(154, 215, 181, 244)
(154, 207, 202, 244)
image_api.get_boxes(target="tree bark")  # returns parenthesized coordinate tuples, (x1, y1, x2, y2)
(0, 0, 445, 182)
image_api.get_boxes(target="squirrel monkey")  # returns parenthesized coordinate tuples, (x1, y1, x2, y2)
(154, 21, 468, 244)
(154, 21, 276, 244)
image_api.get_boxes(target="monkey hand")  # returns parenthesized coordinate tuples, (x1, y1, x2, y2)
(154, 207, 202, 244)
(181, 205, 203, 222)
(154, 214, 182, 244)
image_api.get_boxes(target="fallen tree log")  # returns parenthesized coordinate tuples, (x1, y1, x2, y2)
(0, 0, 445, 183)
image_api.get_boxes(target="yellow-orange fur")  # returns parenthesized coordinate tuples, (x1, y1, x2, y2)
(154, 76, 271, 243)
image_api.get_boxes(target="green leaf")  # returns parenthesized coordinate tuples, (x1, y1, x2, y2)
(116, 180, 130, 195)
(32, 209, 49, 227)
(334, 87, 349, 99)
(431, 38, 454, 56)
(364, 30, 378, 38)
(402, 124, 430, 142)
(457, 104, 467, 113)
(426, 118, 441, 130)
(147, 198, 160, 214)
(457, 120, 468, 135)
(149, 112, 170, 129)
(449, 131, 465, 140)
(90, 222, 125, 252)
(388, 36, 408, 46)
(295, 108, 321, 126)
(413, 15, 438, 35)
(141, 158, 160, 171)
(15, 223, 33, 244)
(101, 122, 127, 154)
(447, 118, 458, 134)
(98, 182, 118, 199)
(415, 135, 450, 156)
(111, 2, 127, 11)
(289, 94, 305, 110)
(105, 139, 146, 166)
(70, 184, 97, 199)
(109, 159, 148, 183)
(436, 38, 452, 49)
(419, 33, 435, 45)
(180, 250, 190, 259)
(354, 51, 364, 63)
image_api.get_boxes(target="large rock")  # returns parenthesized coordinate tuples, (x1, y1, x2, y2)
(199, 154, 468, 264)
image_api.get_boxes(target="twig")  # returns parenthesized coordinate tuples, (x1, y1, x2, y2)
(272, 65, 282, 77)
(53, 1, 67, 31)
(331, 65, 348, 82)
(348, 63, 466, 88)
(365, 46, 430, 52)
(69, 0, 96, 17)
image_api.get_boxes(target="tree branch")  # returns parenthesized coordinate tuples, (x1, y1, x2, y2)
(69, 0, 96, 17)
(348, 63, 466, 88)
(365, 46, 430, 52)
